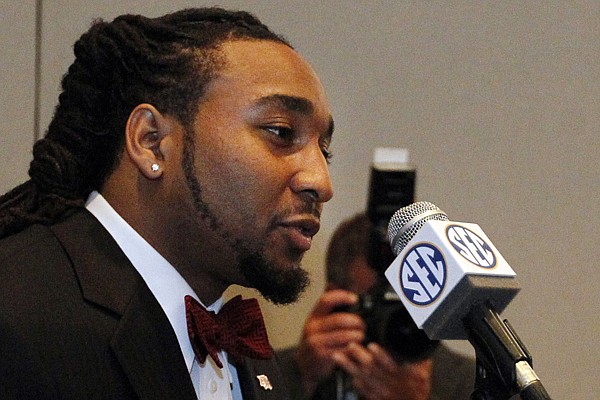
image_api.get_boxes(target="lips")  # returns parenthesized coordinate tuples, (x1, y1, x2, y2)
(280, 217, 320, 252)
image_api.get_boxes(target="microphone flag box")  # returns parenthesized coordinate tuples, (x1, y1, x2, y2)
(385, 220, 521, 340)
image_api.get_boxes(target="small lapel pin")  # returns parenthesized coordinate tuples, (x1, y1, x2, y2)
(256, 374, 273, 390)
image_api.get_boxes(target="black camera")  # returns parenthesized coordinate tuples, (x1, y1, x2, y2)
(358, 148, 439, 362)
(341, 283, 439, 362)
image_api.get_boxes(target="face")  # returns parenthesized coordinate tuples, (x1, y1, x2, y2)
(177, 40, 333, 304)
(346, 255, 379, 295)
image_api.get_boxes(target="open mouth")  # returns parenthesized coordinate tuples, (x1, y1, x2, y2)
(280, 217, 320, 251)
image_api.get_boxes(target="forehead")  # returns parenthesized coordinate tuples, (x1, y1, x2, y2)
(202, 39, 330, 115)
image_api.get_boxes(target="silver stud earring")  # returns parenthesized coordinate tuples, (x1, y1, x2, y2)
(151, 163, 160, 172)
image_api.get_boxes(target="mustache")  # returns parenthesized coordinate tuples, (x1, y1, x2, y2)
(268, 202, 322, 229)
(286, 202, 322, 219)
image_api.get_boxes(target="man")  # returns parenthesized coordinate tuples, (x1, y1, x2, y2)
(0, 7, 333, 399)
(278, 214, 476, 400)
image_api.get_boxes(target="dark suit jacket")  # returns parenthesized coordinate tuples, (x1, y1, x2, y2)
(277, 343, 476, 400)
(0, 210, 289, 399)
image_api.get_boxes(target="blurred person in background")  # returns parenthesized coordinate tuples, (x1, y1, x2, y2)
(278, 213, 476, 400)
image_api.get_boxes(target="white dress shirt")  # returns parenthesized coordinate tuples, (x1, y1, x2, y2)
(86, 191, 243, 400)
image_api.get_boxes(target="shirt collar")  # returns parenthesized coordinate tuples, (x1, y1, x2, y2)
(85, 191, 224, 373)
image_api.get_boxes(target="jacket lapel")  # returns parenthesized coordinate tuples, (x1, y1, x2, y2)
(110, 281, 196, 399)
(237, 357, 292, 400)
(52, 210, 196, 400)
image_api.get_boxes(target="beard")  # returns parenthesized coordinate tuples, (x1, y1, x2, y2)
(239, 251, 310, 305)
(181, 133, 309, 304)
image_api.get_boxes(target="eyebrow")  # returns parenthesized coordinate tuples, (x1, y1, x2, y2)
(254, 94, 314, 114)
(255, 94, 335, 139)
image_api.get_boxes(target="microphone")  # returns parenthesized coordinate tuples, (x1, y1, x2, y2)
(385, 201, 520, 340)
(384, 201, 551, 400)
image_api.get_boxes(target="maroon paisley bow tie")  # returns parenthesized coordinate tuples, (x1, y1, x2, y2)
(185, 295, 273, 368)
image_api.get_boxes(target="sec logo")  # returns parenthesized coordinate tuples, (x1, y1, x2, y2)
(446, 225, 496, 268)
(400, 243, 447, 305)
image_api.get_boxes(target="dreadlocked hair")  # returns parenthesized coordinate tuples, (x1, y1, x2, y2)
(0, 7, 290, 239)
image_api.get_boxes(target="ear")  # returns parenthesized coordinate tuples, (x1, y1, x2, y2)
(125, 104, 170, 180)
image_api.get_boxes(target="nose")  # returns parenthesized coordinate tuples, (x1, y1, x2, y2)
(291, 143, 333, 204)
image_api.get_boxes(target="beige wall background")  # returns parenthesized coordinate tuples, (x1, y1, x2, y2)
(0, 0, 37, 191)
(1, 1, 598, 398)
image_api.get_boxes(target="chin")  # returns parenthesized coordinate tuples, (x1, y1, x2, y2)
(240, 252, 310, 305)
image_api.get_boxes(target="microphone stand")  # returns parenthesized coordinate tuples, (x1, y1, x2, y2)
(334, 368, 356, 400)
(465, 302, 551, 400)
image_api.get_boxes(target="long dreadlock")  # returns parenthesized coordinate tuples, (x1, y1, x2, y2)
(0, 7, 290, 239)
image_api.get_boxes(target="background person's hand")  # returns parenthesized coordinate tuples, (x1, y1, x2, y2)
(294, 289, 365, 395)
(334, 341, 433, 400)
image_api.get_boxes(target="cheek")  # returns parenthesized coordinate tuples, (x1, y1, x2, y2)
(237, 166, 287, 216)
(201, 152, 285, 217)
(192, 122, 293, 222)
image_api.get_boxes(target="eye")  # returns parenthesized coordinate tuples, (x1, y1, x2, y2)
(263, 125, 294, 141)
(321, 147, 333, 164)
(320, 138, 333, 164)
